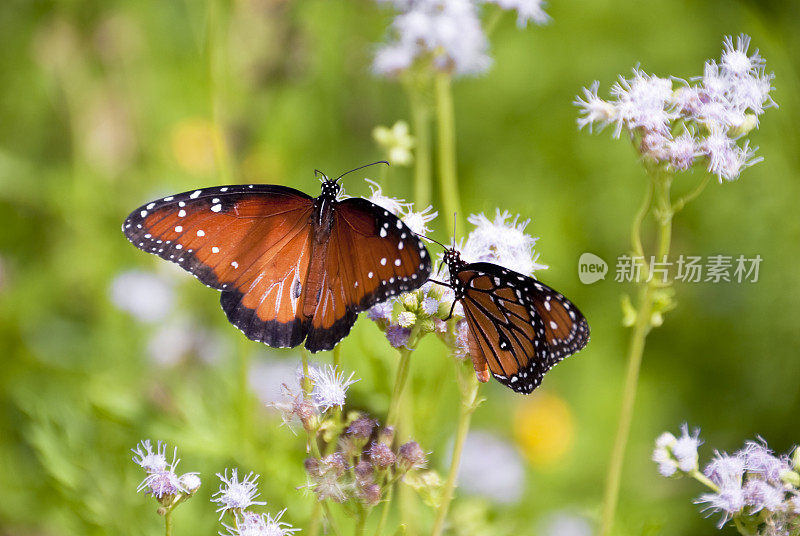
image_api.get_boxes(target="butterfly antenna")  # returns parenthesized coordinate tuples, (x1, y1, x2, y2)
(452, 212, 457, 246)
(428, 279, 452, 289)
(334, 161, 389, 183)
(314, 169, 328, 183)
(414, 232, 450, 251)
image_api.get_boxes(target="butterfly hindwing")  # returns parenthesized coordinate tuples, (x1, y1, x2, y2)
(303, 198, 432, 352)
(456, 262, 589, 394)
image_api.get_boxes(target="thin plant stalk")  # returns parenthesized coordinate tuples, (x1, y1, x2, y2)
(206, 0, 233, 183)
(434, 72, 462, 235)
(599, 167, 674, 536)
(164, 511, 173, 536)
(301, 349, 344, 536)
(431, 362, 480, 536)
(408, 85, 432, 207)
(386, 344, 414, 429)
(374, 483, 395, 536)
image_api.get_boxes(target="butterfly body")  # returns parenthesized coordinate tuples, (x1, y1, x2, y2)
(443, 249, 589, 394)
(123, 175, 431, 352)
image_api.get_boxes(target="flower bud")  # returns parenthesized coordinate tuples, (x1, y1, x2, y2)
(397, 311, 417, 328)
(729, 113, 758, 138)
(780, 469, 800, 488)
(293, 397, 318, 432)
(369, 442, 396, 470)
(322, 452, 347, 477)
(379, 426, 395, 445)
(397, 441, 426, 471)
(358, 483, 382, 506)
(792, 447, 800, 470)
(348, 417, 377, 440)
(179, 473, 201, 494)
(354, 460, 374, 483)
(304, 457, 321, 476)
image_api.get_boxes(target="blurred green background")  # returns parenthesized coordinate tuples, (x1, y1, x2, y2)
(1, 0, 798, 534)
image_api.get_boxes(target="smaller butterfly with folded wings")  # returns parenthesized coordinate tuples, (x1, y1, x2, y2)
(435, 244, 589, 394)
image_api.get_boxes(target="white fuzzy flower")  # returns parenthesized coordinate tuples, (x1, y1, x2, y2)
(132, 439, 170, 473)
(720, 34, 764, 77)
(222, 510, 300, 536)
(574, 81, 617, 133)
(456, 431, 525, 504)
(483, 0, 550, 27)
(374, 0, 492, 77)
(652, 432, 678, 477)
(610, 68, 674, 136)
(672, 424, 702, 472)
(212, 469, 267, 519)
(462, 210, 547, 276)
(397, 311, 417, 327)
(365, 179, 409, 215)
(402, 205, 438, 236)
(110, 270, 174, 323)
(667, 130, 700, 171)
(308, 365, 358, 412)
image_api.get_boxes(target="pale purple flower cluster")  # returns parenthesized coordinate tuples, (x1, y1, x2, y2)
(212, 469, 267, 519)
(213, 470, 298, 535)
(576, 34, 775, 181)
(132, 440, 200, 501)
(221, 510, 300, 536)
(373, 0, 549, 78)
(654, 428, 800, 532)
(461, 209, 547, 276)
(269, 364, 359, 430)
(373, 0, 491, 77)
(652, 424, 701, 477)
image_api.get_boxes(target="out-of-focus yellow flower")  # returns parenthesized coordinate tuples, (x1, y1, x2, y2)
(513, 390, 574, 468)
(373, 121, 415, 166)
(170, 119, 220, 175)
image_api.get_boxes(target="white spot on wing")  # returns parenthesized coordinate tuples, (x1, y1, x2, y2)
(197, 230, 205, 237)
(190, 190, 201, 199)
(211, 204, 222, 212)
(212, 246, 220, 253)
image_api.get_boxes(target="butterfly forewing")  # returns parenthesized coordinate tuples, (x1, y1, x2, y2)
(123, 184, 317, 347)
(303, 198, 431, 351)
(456, 262, 589, 394)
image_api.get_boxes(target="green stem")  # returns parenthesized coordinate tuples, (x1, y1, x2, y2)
(207, 0, 233, 183)
(672, 173, 710, 213)
(409, 86, 432, 208)
(333, 345, 342, 369)
(386, 344, 414, 430)
(309, 502, 322, 536)
(599, 169, 673, 536)
(321, 501, 345, 536)
(237, 338, 252, 450)
(164, 510, 173, 536)
(431, 364, 480, 536)
(434, 73, 462, 236)
(689, 470, 719, 493)
(374, 483, 395, 536)
(356, 509, 367, 536)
